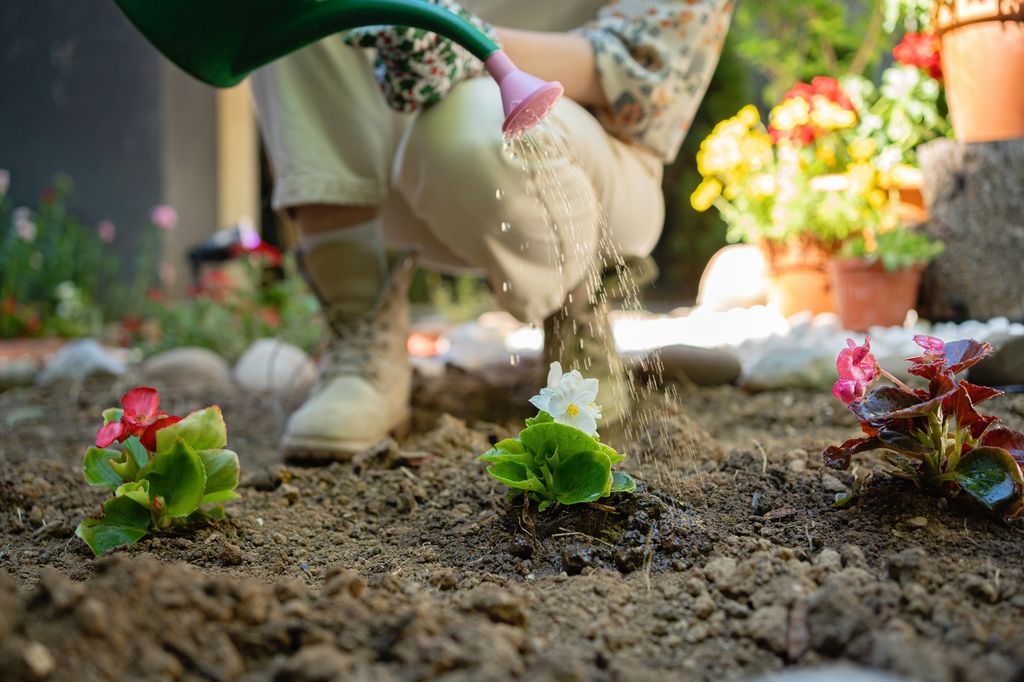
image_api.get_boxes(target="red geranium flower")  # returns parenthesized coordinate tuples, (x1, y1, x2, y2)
(810, 77, 855, 111)
(95, 387, 179, 450)
(893, 33, 942, 80)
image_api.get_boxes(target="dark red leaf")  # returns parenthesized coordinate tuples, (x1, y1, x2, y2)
(980, 426, 1024, 465)
(960, 381, 1002, 406)
(877, 427, 931, 457)
(943, 339, 993, 375)
(850, 386, 922, 425)
(823, 436, 883, 470)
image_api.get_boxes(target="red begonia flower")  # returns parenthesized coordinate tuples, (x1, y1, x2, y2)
(141, 415, 183, 452)
(94, 386, 169, 448)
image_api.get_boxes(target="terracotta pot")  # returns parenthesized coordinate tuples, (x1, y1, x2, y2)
(761, 240, 836, 317)
(936, 0, 1024, 142)
(829, 259, 923, 331)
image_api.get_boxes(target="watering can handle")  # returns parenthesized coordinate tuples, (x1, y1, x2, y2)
(237, 0, 501, 76)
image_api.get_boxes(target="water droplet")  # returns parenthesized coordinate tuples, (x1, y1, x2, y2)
(495, 189, 504, 200)
(567, 293, 573, 304)
(500, 221, 511, 233)
(502, 281, 511, 292)
(509, 353, 520, 366)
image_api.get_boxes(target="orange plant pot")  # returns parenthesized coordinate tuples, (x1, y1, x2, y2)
(761, 240, 836, 317)
(829, 259, 924, 332)
(936, 1, 1024, 142)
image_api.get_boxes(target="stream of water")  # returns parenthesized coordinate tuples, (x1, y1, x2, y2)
(499, 120, 703, 495)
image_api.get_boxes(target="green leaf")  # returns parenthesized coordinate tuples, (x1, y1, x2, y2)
(484, 461, 546, 493)
(600, 443, 625, 465)
(520, 422, 601, 461)
(115, 480, 153, 509)
(954, 446, 1024, 514)
(75, 496, 150, 557)
(123, 437, 149, 468)
(102, 408, 123, 425)
(553, 450, 612, 506)
(155, 406, 227, 454)
(525, 411, 554, 428)
(83, 447, 123, 490)
(610, 471, 637, 494)
(141, 440, 207, 518)
(537, 500, 553, 512)
(197, 449, 240, 504)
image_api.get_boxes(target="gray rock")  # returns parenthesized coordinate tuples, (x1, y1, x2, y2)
(233, 339, 316, 398)
(0, 357, 39, 389)
(748, 665, 910, 682)
(659, 344, 742, 386)
(140, 347, 233, 392)
(37, 339, 125, 385)
(741, 348, 836, 392)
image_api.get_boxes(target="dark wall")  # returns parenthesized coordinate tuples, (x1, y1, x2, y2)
(0, 0, 217, 266)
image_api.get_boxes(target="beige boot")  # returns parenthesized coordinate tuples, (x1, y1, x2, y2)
(544, 256, 659, 427)
(282, 239, 416, 464)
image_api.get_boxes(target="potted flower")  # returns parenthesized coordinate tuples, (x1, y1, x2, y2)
(831, 226, 945, 331)
(883, 0, 1024, 141)
(840, 39, 951, 223)
(692, 79, 864, 316)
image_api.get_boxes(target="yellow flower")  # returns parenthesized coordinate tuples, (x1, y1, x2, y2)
(867, 189, 888, 208)
(848, 139, 877, 162)
(749, 174, 777, 199)
(847, 162, 876, 194)
(816, 143, 837, 167)
(740, 132, 774, 170)
(690, 178, 723, 212)
(810, 98, 857, 130)
(879, 164, 922, 189)
(769, 98, 810, 132)
(737, 104, 760, 127)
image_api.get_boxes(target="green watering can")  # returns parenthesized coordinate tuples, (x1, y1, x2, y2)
(113, 0, 563, 135)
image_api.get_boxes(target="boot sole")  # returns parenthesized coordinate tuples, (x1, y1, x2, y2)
(280, 414, 412, 466)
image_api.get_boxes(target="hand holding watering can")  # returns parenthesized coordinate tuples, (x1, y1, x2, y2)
(344, 0, 500, 113)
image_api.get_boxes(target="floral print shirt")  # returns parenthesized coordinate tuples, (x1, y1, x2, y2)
(574, 0, 735, 163)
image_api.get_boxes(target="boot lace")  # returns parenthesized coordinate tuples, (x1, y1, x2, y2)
(320, 316, 383, 381)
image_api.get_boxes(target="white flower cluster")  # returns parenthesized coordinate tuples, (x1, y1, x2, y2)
(528, 362, 603, 436)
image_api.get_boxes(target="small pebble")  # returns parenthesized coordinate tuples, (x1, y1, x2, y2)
(906, 516, 928, 528)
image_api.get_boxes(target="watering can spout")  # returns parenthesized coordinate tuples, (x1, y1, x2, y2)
(113, 0, 562, 135)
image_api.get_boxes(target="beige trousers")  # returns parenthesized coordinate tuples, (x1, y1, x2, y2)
(251, 39, 665, 322)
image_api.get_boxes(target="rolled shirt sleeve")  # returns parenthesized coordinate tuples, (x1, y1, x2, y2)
(575, 0, 735, 163)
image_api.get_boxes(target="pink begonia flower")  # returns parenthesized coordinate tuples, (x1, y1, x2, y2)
(150, 204, 179, 230)
(832, 378, 867, 405)
(836, 337, 878, 383)
(0, 169, 10, 196)
(97, 220, 116, 243)
(913, 334, 945, 354)
(13, 207, 36, 243)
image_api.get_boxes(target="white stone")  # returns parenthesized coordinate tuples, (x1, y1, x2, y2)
(141, 347, 233, 392)
(234, 339, 316, 397)
(697, 244, 769, 312)
(37, 339, 125, 385)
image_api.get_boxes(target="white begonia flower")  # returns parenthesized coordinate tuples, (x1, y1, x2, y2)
(529, 362, 603, 436)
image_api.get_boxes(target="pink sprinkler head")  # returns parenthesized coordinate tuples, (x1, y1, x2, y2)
(485, 51, 564, 137)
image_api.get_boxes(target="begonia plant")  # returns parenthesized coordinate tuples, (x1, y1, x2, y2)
(824, 336, 1024, 518)
(478, 362, 636, 511)
(76, 387, 241, 556)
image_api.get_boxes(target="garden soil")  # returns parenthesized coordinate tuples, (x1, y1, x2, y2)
(1, 361, 1023, 681)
